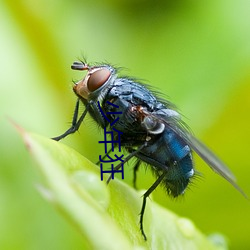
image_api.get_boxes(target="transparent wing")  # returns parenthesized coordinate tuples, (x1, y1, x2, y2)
(148, 110, 247, 198)
(170, 122, 247, 198)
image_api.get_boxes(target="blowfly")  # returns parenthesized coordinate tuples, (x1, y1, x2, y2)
(52, 60, 246, 240)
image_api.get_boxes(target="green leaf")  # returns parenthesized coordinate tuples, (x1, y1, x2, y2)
(18, 127, 227, 250)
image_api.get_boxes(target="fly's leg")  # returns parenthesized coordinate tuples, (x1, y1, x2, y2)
(96, 148, 113, 165)
(106, 143, 147, 184)
(140, 172, 167, 240)
(133, 160, 141, 189)
(52, 99, 89, 141)
(125, 148, 141, 189)
(104, 141, 165, 240)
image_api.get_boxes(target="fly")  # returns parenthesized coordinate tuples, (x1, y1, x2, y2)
(52, 60, 247, 240)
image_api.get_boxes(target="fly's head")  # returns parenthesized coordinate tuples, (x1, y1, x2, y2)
(72, 61, 116, 101)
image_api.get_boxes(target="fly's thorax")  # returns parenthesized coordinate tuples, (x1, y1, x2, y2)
(73, 64, 117, 103)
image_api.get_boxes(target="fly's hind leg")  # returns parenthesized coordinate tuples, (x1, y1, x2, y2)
(140, 172, 167, 240)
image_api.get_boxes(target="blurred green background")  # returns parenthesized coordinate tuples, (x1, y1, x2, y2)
(1, 0, 250, 249)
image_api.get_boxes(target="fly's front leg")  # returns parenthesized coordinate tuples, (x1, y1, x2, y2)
(52, 99, 89, 141)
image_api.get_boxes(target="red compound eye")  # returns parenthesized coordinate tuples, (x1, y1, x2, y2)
(87, 68, 111, 92)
